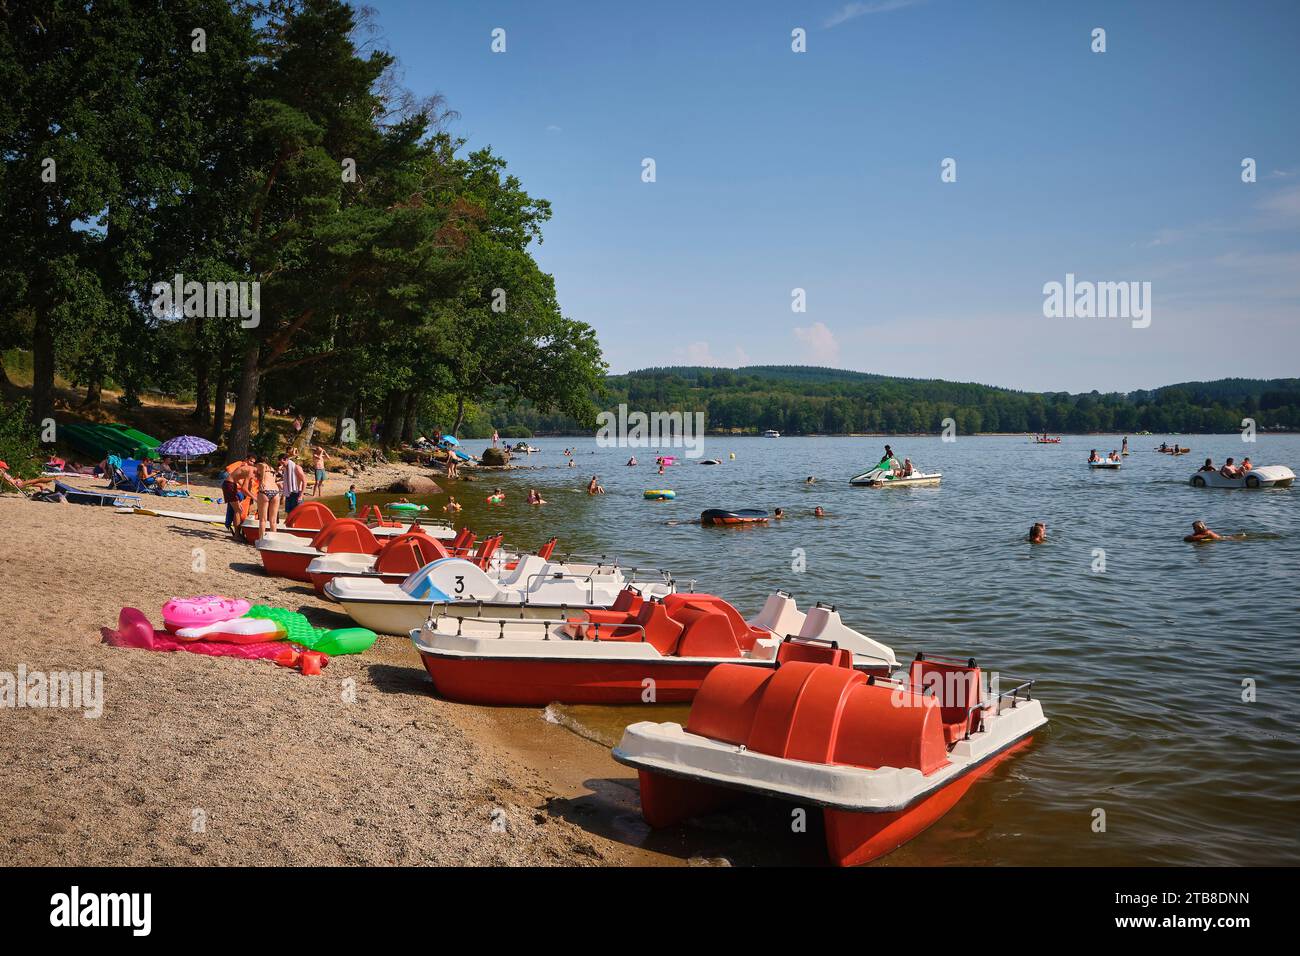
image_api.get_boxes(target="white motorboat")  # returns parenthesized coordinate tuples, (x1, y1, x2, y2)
(849, 466, 941, 487)
(327, 556, 677, 635)
(1190, 465, 1294, 489)
(409, 592, 898, 705)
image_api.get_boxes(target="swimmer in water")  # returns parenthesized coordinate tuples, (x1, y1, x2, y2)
(444, 495, 462, 513)
(587, 475, 605, 495)
(1184, 520, 1243, 542)
(526, 488, 546, 505)
(626, 457, 637, 466)
(773, 507, 784, 519)
(805, 476, 816, 484)
(813, 506, 826, 518)
(1028, 522, 1046, 543)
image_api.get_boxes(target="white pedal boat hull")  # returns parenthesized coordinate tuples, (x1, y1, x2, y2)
(849, 469, 942, 487)
(1189, 465, 1294, 489)
(327, 556, 675, 635)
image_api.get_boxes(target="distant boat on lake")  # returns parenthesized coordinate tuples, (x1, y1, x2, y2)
(762, 429, 781, 438)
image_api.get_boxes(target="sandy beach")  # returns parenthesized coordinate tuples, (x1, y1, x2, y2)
(0, 468, 666, 867)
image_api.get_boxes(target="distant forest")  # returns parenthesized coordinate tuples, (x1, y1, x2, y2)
(485, 366, 1300, 437)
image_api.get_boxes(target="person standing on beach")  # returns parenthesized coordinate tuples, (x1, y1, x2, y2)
(310, 445, 327, 497)
(255, 456, 282, 537)
(226, 454, 258, 538)
(280, 452, 306, 514)
(345, 484, 358, 513)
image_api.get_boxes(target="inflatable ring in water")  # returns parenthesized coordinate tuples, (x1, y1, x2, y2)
(644, 489, 676, 500)
(386, 502, 427, 513)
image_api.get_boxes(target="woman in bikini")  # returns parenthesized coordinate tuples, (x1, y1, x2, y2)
(256, 456, 282, 538)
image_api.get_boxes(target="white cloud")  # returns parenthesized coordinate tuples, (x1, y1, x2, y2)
(676, 341, 750, 367)
(824, 0, 925, 29)
(793, 321, 840, 364)
(1257, 184, 1300, 220)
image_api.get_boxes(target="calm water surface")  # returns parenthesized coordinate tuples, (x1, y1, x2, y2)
(338, 434, 1300, 865)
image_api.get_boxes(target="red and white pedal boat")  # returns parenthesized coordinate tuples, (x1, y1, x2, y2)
(614, 651, 1045, 866)
(409, 592, 897, 705)
(238, 501, 444, 544)
(330, 557, 677, 635)
(307, 533, 558, 598)
(254, 518, 459, 582)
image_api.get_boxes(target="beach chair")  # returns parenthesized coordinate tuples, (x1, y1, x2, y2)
(1, 469, 33, 498)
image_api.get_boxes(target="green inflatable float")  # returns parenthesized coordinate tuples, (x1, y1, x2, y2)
(244, 605, 378, 656)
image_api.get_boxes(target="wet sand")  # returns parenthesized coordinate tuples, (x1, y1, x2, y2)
(0, 473, 674, 866)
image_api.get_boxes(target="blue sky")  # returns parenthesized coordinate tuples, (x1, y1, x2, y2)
(363, 0, 1300, 393)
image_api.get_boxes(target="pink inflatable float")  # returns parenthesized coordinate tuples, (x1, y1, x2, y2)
(102, 608, 327, 674)
(161, 595, 251, 633)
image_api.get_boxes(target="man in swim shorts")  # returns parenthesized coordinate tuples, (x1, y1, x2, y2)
(311, 445, 327, 497)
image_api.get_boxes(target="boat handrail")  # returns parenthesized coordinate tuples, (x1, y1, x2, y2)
(870, 668, 1038, 741)
(523, 570, 603, 603)
(616, 566, 676, 585)
(556, 551, 621, 566)
(428, 615, 649, 643)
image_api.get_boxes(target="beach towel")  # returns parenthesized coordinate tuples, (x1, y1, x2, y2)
(101, 608, 328, 673)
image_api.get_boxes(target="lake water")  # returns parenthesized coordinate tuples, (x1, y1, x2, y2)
(342, 434, 1300, 865)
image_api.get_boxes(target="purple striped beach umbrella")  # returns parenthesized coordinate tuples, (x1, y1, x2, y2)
(157, 435, 218, 487)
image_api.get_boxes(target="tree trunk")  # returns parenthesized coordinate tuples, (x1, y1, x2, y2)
(292, 415, 317, 456)
(381, 391, 402, 447)
(452, 396, 466, 435)
(192, 321, 211, 425)
(30, 316, 56, 426)
(333, 404, 349, 444)
(80, 379, 102, 409)
(400, 389, 418, 443)
(227, 340, 261, 459)
(210, 348, 229, 443)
